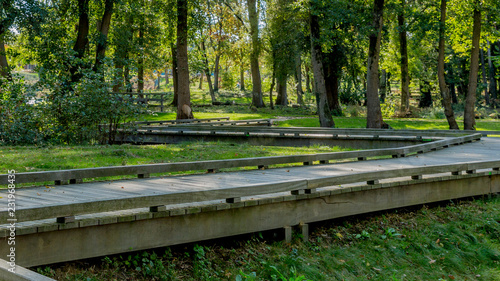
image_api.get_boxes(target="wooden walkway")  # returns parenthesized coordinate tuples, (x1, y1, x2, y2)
(4, 137, 499, 214)
(0, 133, 499, 268)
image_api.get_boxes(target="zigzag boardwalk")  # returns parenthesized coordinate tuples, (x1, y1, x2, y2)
(0, 133, 499, 275)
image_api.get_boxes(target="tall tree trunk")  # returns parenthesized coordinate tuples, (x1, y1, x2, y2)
(247, 0, 264, 107)
(240, 63, 245, 91)
(199, 72, 203, 89)
(93, 0, 113, 72)
(480, 48, 488, 105)
(112, 62, 124, 92)
(0, 36, 10, 79)
(366, 0, 386, 128)
(464, 3, 481, 130)
(418, 79, 433, 108)
(213, 53, 220, 91)
(176, 0, 193, 119)
(488, 41, 497, 107)
(70, 0, 90, 83)
(269, 63, 276, 110)
(137, 27, 144, 94)
(380, 69, 387, 103)
(324, 52, 342, 116)
(275, 76, 288, 106)
(295, 54, 304, 105)
(310, 2, 334, 128)
(438, 0, 459, 129)
(305, 64, 311, 93)
(201, 40, 216, 104)
(171, 43, 178, 106)
(398, 0, 410, 114)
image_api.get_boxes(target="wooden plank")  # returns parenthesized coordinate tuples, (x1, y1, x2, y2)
(0, 180, 308, 222)
(0, 258, 56, 281)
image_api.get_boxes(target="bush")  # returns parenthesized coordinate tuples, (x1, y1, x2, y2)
(0, 75, 48, 145)
(1, 68, 143, 145)
(44, 69, 143, 144)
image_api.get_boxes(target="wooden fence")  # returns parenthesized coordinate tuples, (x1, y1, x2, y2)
(112, 92, 170, 112)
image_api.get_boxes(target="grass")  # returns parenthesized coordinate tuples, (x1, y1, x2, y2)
(35, 196, 500, 280)
(278, 117, 500, 131)
(140, 102, 499, 131)
(0, 142, 352, 187)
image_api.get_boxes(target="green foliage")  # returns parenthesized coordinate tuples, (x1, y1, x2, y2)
(42, 67, 143, 144)
(0, 75, 47, 144)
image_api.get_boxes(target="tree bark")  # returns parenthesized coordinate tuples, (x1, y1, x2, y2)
(201, 40, 216, 104)
(480, 48, 488, 105)
(380, 69, 387, 103)
(398, 0, 410, 114)
(137, 25, 144, 93)
(437, 0, 459, 129)
(295, 54, 304, 105)
(240, 63, 245, 91)
(487, 41, 497, 107)
(418, 80, 433, 108)
(269, 66, 275, 110)
(324, 52, 342, 116)
(199, 72, 203, 89)
(213, 53, 220, 91)
(310, 2, 334, 127)
(70, 0, 90, 83)
(176, 0, 193, 119)
(464, 2, 481, 130)
(247, 0, 264, 107)
(171, 43, 178, 106)
(93, 0, 113, 72)
(0, 36, 10, 79)
(112, 62, 123, 92)
(366, 0, 386, 128)
(275, 76, 287, 106)
(305, 64, 311, 93)
(124, 59, 132, 92)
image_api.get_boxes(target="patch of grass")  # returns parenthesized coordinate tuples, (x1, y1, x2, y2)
(277, 117, 500, 131)
(36, 197, 500, 280)
(0, 142, 351, 186)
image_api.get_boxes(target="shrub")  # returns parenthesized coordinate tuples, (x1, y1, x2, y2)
(0, 75, 48, 145)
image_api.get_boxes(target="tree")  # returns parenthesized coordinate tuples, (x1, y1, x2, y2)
(176, 0, 193, 119)
(366, 0, 387, 128)
(437, 0, 459, 129)
(93, 0, 114, 73)
(247, 0, 264, 107)
(310, 0, 334, 127)
(464, 0, 481, 130)
(398, 0, 410, 114)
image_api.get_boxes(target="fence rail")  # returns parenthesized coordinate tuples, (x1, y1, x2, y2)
(134, 125, 495, 138)
(0, 133, 481, 185)
(0, 146, 497, 223)
(112, 92, 170, 112)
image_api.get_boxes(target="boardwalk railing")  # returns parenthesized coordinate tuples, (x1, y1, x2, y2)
(0, 154, 497, 224)
(0, 133, 481, 186)
(133, 117, 231, 126)
(0, 133, 488, 223)
(112, 92, 170, 112)
(137, 119, 274, 128)
(135, 126, 499, 137)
